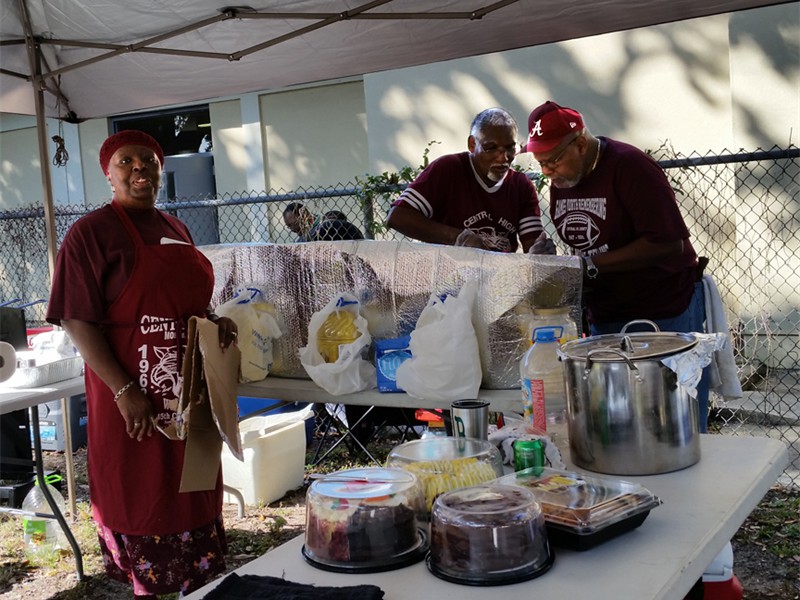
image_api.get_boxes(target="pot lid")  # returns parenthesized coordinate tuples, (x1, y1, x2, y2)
(560, 331, 697, 361)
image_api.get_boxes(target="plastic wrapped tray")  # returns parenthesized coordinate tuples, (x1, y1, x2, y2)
(493, 467, 662, 550)
(385, 437, 504, 515)
(5, 357, 84, 388)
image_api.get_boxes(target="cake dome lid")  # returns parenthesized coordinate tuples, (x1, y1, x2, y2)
(427, 483, 553, 585)
(386, 436, 502, 464)
(435, 484, 540, 517)
(309, 467, 418, 500)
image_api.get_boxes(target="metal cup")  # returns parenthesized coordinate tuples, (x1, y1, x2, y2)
(450, 400, 489, 441)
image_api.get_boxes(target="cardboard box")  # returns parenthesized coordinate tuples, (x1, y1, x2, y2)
(221, 411, 309, 506)
(166, 317, 242, 493)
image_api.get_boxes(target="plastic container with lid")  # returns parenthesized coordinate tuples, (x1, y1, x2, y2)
(385, 437, 504, 515)
(427, 483, 554, 585)
(493, 467, 662, 550)
(520, 326, 567, 430)
(302, 467, 428, 572)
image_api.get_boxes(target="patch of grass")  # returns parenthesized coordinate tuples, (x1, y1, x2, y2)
(0, 500, 107, 593)
(733, 485, 800, 559)
(226, 515, 288, 558)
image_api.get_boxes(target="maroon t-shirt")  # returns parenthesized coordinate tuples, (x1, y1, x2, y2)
(392, 152, 543, 253)
(47, 203, 195, 325)
(550, 138, 697, 323)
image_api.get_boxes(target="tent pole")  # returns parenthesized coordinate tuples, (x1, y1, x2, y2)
(33, 70, 58, 283)
(20, 0, 58, 282)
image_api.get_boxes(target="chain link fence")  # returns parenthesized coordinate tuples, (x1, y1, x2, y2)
(1, 146, 798, 485)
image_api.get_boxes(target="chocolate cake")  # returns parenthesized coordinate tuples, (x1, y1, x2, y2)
(428, 484, 552, 584)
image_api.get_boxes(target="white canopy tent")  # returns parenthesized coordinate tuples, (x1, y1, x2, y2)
(0, 0, 791, 272)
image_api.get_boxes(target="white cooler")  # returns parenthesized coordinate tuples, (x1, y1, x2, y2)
(221, 406, 312, 506)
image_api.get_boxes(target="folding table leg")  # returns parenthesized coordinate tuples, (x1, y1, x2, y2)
(308, 404, 380, 467)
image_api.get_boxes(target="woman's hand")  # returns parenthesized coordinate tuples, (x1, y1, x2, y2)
(209, 314, 239, 350)
(116, 385, 155, 441)
(62, 319, 157, 441)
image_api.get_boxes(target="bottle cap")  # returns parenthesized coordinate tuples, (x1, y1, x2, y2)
(532, 326, 563, 343)
(34, 474, 63, 487)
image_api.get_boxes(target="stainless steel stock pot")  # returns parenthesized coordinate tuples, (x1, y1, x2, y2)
(559, 320, 701, 475)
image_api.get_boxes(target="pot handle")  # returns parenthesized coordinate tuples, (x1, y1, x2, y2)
(584, 348, 641, 381)
(620, 319, 660, 333)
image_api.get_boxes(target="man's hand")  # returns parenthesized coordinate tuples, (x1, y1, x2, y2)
(455, 228, 485, 248)
(528, 231, 556, 255)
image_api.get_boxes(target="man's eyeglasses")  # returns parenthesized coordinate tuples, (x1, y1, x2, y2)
(479, 143, 518, 158)
(537, 136, 579, 170)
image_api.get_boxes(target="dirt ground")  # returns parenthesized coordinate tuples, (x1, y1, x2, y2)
(0, 449, 797, 600)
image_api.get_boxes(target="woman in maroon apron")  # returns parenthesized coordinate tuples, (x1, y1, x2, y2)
(47, 131, 238, 598)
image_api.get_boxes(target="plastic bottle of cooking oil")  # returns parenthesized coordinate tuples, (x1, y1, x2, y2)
(317, 306, 359, 363)
(520, 326, 566, 432)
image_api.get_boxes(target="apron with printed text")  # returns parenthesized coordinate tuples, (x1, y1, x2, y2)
(85, 200, 221, 535)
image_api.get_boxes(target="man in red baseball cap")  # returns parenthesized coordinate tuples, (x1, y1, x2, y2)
(525, 100, 710, 431)
(525, 101, 585, 155)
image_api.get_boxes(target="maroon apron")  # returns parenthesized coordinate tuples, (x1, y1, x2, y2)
(86, 201, 221, 535)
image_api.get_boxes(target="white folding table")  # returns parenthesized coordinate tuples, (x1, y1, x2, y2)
(0, 376, 86, 580)
(239, 377, 522, 466)
(186, 433, 789, 600)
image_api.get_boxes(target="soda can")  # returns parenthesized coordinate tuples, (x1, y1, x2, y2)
(514, 439, 544, 474)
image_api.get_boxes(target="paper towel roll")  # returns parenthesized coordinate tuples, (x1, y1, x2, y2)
(0, 341, 17, 383)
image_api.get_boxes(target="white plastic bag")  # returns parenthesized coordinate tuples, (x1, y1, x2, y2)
(29, 330, 79, 361)
(215, 287, 283, 383)
(395, 279, 482, 401)
(299, 292, 376, 396)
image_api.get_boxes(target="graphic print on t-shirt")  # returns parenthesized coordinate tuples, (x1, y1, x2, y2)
(137, 314, 184, 427)
(464, 211, 516, 252)
(471, 225, 511, 252)
(553, 196, 606, 251)
(149, 345, 180, 410)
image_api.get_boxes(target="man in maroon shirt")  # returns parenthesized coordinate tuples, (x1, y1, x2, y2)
(524, 100, 709, 430)
(525, 101, 700, 329)
(387, 107, 552, 254)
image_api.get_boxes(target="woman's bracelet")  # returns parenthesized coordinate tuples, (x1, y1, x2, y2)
(113, 380, 136, 403)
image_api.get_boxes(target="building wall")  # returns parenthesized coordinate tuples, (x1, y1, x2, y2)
(259, 80, 368, 191)
(78, 118, 111, 205)
(209, 99, 250, 196)
(729, 3, 800, 150)
(0, 117, 41, 208)
(364, 4, 799, 175)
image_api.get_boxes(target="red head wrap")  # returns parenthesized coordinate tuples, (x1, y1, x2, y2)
(99, 130, 164, 175)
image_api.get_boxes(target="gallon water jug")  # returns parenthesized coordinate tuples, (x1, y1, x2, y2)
(22, 474, 68, 554)
(317, 308, 359, 363)
(528, 306, 578, 347)
(520, 326, 566, 431)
